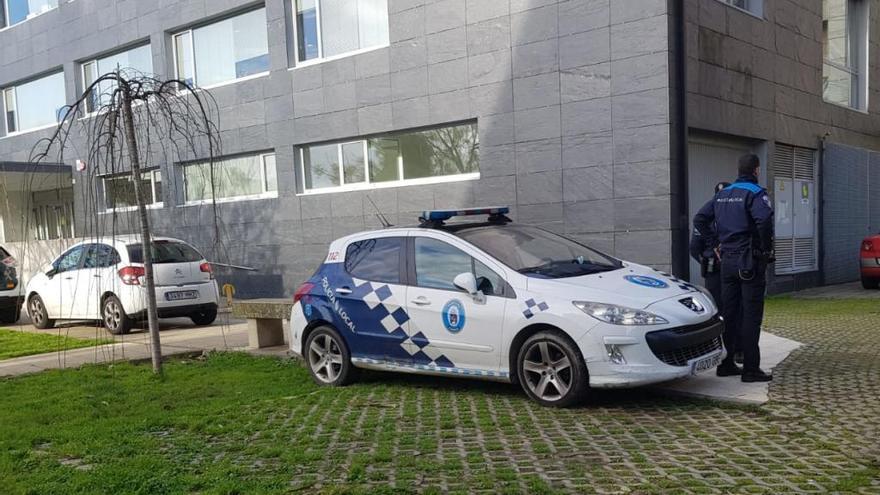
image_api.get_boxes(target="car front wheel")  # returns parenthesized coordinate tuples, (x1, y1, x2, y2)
(517, 331, 588, 407)
(0, 305, 20, 324)
(861, 276, 879, 290)
(28, 295, 55, 329)
(102, 295, 133, 335)
(304, 326, 356, 386)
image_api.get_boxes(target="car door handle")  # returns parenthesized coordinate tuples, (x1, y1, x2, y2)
(335, 287, 352, 295)
(93, 274, 102, 278)
(410, 297, 431, 306)
(63, 276, 74, 280)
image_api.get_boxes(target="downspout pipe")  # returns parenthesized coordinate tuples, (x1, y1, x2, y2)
(669, 0, 690, 279)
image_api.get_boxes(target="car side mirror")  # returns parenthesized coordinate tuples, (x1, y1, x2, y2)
(453, 272, 485, 303)
(43, 263, 56, 278)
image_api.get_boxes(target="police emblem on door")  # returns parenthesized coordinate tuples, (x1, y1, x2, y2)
(442, 299, 466, 333)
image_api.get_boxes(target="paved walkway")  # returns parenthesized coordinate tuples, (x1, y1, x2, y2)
(0, 317, 252, 376)
(790, 281, 880, 299)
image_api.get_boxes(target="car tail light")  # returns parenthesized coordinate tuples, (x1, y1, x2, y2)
(863, 240, 874, 252)
(200, 262, 214, 279)
(118, 266, 145, 285)
(293, 282, 315, 304)
(1, 256, 15, 267)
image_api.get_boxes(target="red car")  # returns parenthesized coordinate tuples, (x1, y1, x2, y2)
(861, 235, 880, 289)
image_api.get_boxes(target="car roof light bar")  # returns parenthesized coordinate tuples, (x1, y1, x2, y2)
(419, 206, 511, 227)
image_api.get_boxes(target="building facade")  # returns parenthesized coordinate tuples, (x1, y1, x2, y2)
(0, 0, 877, 296)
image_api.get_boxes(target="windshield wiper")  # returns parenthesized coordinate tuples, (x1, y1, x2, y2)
(518, 259, 616, 275)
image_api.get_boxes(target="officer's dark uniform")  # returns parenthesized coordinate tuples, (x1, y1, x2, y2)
(694, 175, 773, 375)
(689, 227, 722, 311)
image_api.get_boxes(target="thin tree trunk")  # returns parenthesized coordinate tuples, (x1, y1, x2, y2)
(120, 81, 163, 374)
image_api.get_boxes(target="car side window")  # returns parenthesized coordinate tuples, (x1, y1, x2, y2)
(344, 237, 403, 284)
(55, 246, 85, 273)
(82, 244, 121, 269)
(414, 237, 504, 296)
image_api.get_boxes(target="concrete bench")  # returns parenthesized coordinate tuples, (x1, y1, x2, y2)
(230, 298, 294, 349)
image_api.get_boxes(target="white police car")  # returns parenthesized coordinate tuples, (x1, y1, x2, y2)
(290, 207, 724, 407)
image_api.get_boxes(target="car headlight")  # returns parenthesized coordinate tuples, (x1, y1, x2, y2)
(572, 301, 668, 326)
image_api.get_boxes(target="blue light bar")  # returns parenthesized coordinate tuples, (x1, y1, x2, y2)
(421, 206, 510, 222)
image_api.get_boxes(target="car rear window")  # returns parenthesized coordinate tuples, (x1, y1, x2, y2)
(127, 241, 203, 264)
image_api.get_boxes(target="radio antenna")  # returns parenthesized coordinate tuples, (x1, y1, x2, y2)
(367, 196, 393, 228)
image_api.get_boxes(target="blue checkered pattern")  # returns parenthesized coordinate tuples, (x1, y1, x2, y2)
(353, 277, 455, 369)
(523, 298, 550, 319)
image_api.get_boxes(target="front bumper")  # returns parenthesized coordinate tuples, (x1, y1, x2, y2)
(583, 315, 725, 388)
(0, 294, 23, 310)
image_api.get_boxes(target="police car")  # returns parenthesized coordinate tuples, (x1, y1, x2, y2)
(289, 207, 724, 407)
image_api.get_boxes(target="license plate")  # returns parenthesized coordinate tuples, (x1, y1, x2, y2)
(165, 290, 198, 301)
(690, 351, 723, 375)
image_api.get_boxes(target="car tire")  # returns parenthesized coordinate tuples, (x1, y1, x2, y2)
(28, 295, 55, 329)
(102, 295, 133, 335)
(861, 276, 879, 290)
(190, 307, 218, 326)
(516, 331, 589, 408)
(0, 305, 20, 324)
(304, 326, 356, 387)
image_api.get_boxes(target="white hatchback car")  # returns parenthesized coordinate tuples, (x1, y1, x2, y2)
(26, 236, 219, 334)
(289, 207, 724, 407)
(0, 245, 24, 323)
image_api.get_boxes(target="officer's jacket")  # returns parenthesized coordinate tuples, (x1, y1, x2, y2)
(689, 226, 716, 262)
(693, 175, 774, 253)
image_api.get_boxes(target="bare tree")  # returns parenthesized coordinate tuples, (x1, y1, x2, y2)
(28, 70, 222, 374)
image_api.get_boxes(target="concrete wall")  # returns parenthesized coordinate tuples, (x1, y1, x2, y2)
(0, 0, 678, 297)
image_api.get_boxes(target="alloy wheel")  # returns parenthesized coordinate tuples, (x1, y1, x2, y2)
(521, 340, 573, 402)
(308, 333, 344, 383)
(30, 298, 44, 325)
(104, 300, 121, 331)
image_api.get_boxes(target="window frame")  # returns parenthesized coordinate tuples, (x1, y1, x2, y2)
(822, 0, 869, 111)
(2, 71, 66, 136)
(290, 0, 390, 68)
(181, 152, 278, 206)
(714, 0, 764, 18)
(295, 123, 480, 195)
(171, 7, 271, 90)
(100, 169, 163, 213)
(80, 43, 153, 114)
(1, 0, 58, 30)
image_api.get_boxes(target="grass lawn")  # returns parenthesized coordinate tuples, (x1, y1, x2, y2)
(0, 329, 110, 360)
(0, 298, 878, 494)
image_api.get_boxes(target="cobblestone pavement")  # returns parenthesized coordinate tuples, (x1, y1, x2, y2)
(195, 298, 879, 494)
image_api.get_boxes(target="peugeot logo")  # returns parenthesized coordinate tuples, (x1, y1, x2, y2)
(679, 297, 705, 314)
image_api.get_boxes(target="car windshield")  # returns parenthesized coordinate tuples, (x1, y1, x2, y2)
(455, 225, 622, 278)
(127, 241, 203, 264)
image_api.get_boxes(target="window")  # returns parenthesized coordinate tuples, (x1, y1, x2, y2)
(127, 240, 203, 264)
(82, 44, 153, 113)
(102, 170, 162, 211)
(183, 153, 277, 204)
(54, 245, 85, 273)
(294, 0, 389, 64)
(2, 0, 57, 28)
(344, 237, 403, 283)
(173, 8, 270, 88)
(296, 122, 479, 193)
(82, 244, 121, 269)
(32, 202, 74, 241)
(414, 237, 504, 296)
(772, 144, 818, 275)
(717, 0, 763, 16)
(822, 0, 869, 110)
(3, 71, 66, 134)
(456, 225, 622, 279)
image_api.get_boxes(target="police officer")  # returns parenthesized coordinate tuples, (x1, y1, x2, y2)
(690, 182, 729, 307)
(694, 154, 774, 383)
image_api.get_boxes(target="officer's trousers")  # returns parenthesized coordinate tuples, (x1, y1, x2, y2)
(704, 270, 734, 352)
(719, 254, 766, 372)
